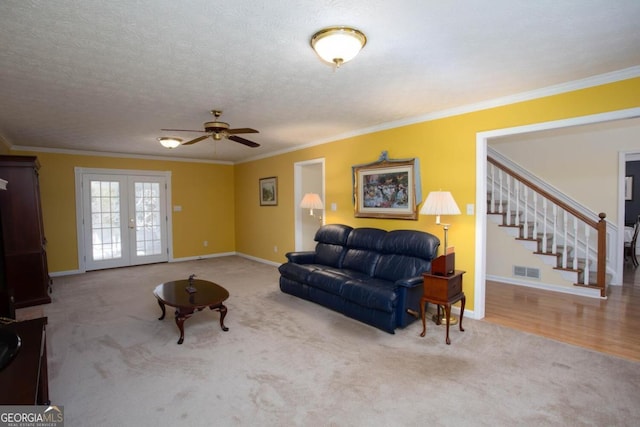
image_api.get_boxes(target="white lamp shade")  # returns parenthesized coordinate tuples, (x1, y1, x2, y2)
(300, 193, 324, 210)
(158, 137, 182, 149)
(311, 27, 366, 66)
(419, 191, 461, 222)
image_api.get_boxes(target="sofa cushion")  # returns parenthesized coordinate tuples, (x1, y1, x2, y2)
(342, 228, 387, 276)
(381, 229, 440, 260)
(313, 224, 353, 267)
(308, 269, 369, 295)
(374, 229, 439, 281)
(374, 254, 431, 283)
(278, 262, 318, 283)
(315, 224, 353, 245)
(341, 278, 397, 313)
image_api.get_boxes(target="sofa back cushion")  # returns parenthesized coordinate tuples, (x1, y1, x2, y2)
(342, 228, 387, 276)
(314, 224, 353, 268)
(374, 230, 440, 282)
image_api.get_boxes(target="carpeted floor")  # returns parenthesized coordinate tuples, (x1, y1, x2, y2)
(30, 256, 640, 426)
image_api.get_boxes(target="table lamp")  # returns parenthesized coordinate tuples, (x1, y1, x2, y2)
(300, 193, 324, 220)
(420, 190, 461, 258)
(420, 190, 461, 324)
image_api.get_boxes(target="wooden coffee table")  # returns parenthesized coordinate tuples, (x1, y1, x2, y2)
(153, 278, 229, 344)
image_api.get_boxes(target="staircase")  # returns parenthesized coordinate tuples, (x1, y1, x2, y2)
(487, 150, 608, 298)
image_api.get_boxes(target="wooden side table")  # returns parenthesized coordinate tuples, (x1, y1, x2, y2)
(420, 270, 466, 345)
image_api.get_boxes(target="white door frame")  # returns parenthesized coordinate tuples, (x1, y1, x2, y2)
(474, 107, 640, 319)
(74, 167, 173, 273)
(294, 158, 325, 251)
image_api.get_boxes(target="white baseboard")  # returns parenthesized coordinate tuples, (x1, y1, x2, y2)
(49, 269, 83, 277)
(171, 251, 237, 263)
(487, 274, 605, 299)
(236, 252, 282, 267)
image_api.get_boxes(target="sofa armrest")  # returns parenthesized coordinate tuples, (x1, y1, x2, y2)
(395, 276, 424, 288)
(285, 251, 316, 264)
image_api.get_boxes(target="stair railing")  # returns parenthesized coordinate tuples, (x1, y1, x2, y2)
(487, 156, 607, 297)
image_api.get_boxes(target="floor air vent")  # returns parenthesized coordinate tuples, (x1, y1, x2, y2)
(513, 265, 540, 279)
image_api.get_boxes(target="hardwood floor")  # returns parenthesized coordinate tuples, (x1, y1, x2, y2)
(484, 263, 640, 362)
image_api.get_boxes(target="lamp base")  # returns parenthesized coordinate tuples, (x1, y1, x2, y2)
(432, 312, 459, 326)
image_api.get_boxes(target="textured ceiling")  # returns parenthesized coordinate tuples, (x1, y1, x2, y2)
(1, 0, 639, 163)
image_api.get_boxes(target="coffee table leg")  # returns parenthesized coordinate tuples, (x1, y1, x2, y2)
(174, 309, 194, 345)
(156, 299, 166, 320)
(210, 303, 229, 331)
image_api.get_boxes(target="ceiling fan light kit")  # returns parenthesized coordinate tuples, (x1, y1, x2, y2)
(311, 26, 366, 68)
(160, 110, 261, 148)
(158, 137, 182, 149)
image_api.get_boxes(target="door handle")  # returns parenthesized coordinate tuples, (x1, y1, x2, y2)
(129, 218, 135, 229)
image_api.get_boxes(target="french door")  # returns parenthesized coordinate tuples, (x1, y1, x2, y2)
(76, 169, 171, 271)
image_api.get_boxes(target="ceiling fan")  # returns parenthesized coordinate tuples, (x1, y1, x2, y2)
(162, 110, 260, 147)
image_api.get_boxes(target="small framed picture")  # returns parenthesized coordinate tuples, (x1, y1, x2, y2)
(259, 176, 278, 206)
(625, 175, 633, 201)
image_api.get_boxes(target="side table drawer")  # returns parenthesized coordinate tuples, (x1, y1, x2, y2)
(422, 273, 463, 300)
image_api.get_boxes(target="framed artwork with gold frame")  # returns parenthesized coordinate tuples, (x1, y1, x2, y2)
(353, 159, 417, 219)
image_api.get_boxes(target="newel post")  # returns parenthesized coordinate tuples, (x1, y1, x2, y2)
(597, 212, 607, 297)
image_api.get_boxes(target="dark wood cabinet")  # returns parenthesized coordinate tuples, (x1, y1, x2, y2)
(0, 155, 51, 308)
(0, 317, 49, 404)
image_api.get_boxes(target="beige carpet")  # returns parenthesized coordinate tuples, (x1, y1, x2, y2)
(31, 256, 640, 426)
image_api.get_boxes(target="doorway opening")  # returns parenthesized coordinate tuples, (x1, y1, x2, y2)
(475, 107, 640, 319)
(294, 159, 325, 251)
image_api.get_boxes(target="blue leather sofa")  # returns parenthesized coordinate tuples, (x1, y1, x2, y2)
(278, 224, 440, 333)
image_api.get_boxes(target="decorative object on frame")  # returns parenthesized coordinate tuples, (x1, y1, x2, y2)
(625, 175, 633, 201)
(352, 151, 422, 220)
(259, 176, 278, 206)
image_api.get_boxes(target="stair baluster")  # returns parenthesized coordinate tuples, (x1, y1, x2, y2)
(523, 186, 529, 239)
(573, 218, 578, 271)
(542, 198, 548, 253)
(562, 210, 568, 269)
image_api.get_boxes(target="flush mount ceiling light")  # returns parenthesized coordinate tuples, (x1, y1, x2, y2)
(158, 137, 182, 149)
(311, 26, 367, 68)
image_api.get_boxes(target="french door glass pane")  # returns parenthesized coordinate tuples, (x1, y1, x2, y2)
(90, 181, 122, 260)
(135, 182, 162, 256)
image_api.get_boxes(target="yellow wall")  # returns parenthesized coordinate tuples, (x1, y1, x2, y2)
(7, 77, 639, 312)
(10, 152, 236, 272)
(234, 77, 640, 311)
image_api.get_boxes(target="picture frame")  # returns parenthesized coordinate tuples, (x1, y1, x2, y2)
(353, 159, 417, 219)
(625, 175, 633, 201)
(259, 176, 278, 206)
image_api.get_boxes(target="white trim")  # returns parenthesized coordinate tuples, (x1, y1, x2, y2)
(475, 107, 640, 320)
(294, 158, 325, 251)
(238, 66, 640, 164)
(13, 145, 233, 165)
(236, 252, 281, 268)
(49, 269, 83, 277)
(8, 67, 639, 166)
(487, 275, 604, 299)
(171, 252, 237, 263)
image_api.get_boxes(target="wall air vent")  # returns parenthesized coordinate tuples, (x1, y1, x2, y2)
(513, 265, 540, 280)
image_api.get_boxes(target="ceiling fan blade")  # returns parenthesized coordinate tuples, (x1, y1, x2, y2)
(227, 128, 259, 135)
(228, 135, 260, 147)
(182, 135, 210, 145)
(161, 128, 207, 133)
